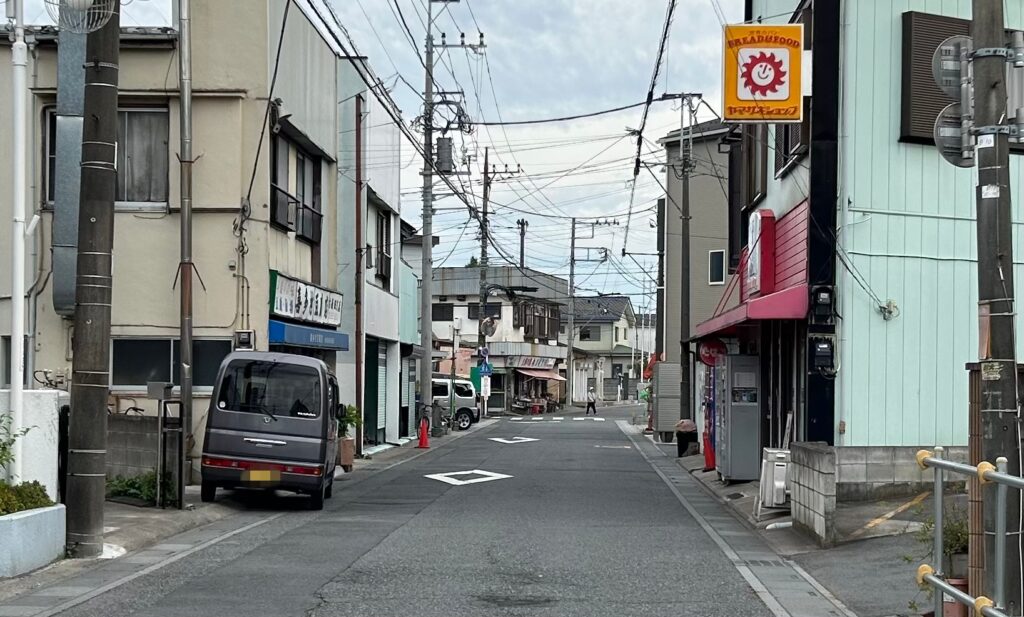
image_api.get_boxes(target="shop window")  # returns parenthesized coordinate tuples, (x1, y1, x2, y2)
(709, 250, 726, 285)
(45, 107, 169, 208)
(112, 338, 230, 389)
(432, 303, 454, 321)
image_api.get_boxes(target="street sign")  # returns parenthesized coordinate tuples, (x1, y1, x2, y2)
(934, 103, 975, 168)
(478, 346, 489, 360)
(479, 362, 493, 377)
(481, 375, 491, 399)
(932, 35, 972, 99)
(722, 24, 804, 123)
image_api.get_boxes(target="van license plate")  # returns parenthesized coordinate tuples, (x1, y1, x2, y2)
(244, 469, 278, 482)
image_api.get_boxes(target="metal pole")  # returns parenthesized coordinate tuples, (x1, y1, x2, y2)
(354, 94, 365, 455)
(566, 218, 576, 405)
(449, 323, 457, 431)
(995, 456, 1009, 610)
(420, 0, 442, 437)
(8, 0, 27, 483)
(934, 446, 945, 617)
(67, 6, 120, 558)
(177, 0, 194, 499)
(679, 98, 692, 420)
(972, 1, 1022, 608)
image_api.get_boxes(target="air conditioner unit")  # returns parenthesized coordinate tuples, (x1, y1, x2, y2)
(757, 448, 791, 514)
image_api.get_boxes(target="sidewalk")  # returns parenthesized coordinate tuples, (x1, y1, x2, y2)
(0, 417, 498, 604)
(658, 442, 945, 617)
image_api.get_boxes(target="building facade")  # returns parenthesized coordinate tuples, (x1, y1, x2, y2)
(560, 295, 638, 402)
(431, 266, 567, 412)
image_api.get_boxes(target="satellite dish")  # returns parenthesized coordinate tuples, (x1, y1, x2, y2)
(481, 317, 497, 337)
(44, 0, 117, 35)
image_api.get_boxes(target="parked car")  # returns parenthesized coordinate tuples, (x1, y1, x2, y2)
(431, 377, 478, 430)
(200, 351, 341, 510)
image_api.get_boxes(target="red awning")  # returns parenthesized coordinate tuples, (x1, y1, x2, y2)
(693, 285, 809, 338)
(516, 368, 567, 382)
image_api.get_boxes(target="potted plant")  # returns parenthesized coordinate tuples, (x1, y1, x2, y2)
(906, 502, 970, 616)
(337, 405, 361, 473)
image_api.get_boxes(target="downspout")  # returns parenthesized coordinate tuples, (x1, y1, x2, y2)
(354, 94, 364, 457)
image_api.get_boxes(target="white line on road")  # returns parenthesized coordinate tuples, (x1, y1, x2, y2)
(34, 513, 287, 617)
(593, 417, 606, 422)
(594, 445, 631, 449)
(488, 437, 539, 444)
(573, 418, 585, 421)
(552, 417, 564, 421)
(424, 470, 513, 485)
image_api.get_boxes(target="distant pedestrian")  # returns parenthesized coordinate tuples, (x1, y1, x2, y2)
(585, 387, 597, 415)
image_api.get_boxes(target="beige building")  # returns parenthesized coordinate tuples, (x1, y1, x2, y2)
(0, 0, 354, 477)
(559, 295, 637, 402)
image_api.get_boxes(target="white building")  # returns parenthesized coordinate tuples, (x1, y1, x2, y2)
(560, 296, 638, 402)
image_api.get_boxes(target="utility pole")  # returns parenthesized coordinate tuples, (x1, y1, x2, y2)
(177, 0, 195, 493)
(7, 0, 27, 483)
(678, 96, 695, 421)
(67, 6, 120, 558)
(517, 218, 528, 268)
(566, 218, 577, 405)
(972, 0, 1021, 609)
(419, 0, 438, 437)
(476, 147, 491, 356)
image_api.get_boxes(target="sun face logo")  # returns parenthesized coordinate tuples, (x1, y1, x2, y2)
(740, 51, 787, 97)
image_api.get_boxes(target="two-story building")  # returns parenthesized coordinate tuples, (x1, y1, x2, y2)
(561, 295, 638, 402)
(692, 0, 1024, 509)
(431, 266, 567, 412)
(660, 120, 739, 426)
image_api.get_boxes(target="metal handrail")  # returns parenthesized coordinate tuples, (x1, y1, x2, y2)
(915, 446, 1015, 617)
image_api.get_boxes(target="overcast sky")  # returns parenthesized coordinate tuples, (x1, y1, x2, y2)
(24, 0, 743, 311)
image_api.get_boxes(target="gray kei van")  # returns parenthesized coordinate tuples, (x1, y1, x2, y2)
(200, 351, 340, 510)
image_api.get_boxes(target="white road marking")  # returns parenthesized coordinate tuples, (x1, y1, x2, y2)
(595, 445, 631, 449)
(552, 417, 564, 421)
(593, 417, 606, 421)
(424, 470, 513, 486)
(573, 418, 585, 421)
(509, 417, 523, 421)
(488, 437, 539, 444)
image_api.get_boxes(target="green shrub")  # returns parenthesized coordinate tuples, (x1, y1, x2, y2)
(0, 480, 54, 516)
(106, 471, 175, 505)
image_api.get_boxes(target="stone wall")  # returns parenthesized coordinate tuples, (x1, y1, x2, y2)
(835, 446, 968, 501)
(790, 442, 837, 547)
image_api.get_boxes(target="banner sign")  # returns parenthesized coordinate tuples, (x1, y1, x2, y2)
(270, 270, 343, 327)
(723, 24, 804, 123)
(507, 356, 556, 369)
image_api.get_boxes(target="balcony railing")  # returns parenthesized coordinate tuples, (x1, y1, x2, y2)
(271, 185, 322, 244)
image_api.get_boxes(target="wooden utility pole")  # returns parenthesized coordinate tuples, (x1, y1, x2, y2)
(566, 218, 577, 406)
(66, 7, 120, 558)
(972, 0, 1021, 610)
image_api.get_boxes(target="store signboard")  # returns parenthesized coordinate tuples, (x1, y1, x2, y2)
(270, 270, 343, 327)
(507, 356, 556, 370)
(723, 24, 804, 123)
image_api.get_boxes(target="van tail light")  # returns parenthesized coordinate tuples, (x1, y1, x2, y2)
(202, 457, 321, 476)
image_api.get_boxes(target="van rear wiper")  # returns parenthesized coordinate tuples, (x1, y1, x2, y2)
(252, 404, 278, 422)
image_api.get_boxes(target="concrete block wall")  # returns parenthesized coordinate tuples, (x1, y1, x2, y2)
(835, 446, 968, 501)
(107, 415, 178, 480)
(790, 442, 837, 547)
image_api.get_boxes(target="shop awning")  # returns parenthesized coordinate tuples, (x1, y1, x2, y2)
(516, 368, 566, 382)
(693, 285, 809, 339)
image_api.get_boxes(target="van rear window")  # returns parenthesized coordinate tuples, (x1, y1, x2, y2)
(216, 360, 321, 419)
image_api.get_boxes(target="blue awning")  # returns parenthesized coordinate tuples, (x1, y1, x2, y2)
(268, 319, 349, 351)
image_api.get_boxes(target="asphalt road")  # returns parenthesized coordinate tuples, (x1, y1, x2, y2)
(59, 407, 773, 617)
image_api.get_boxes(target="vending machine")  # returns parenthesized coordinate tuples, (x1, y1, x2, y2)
(714, 355, 761, 483)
